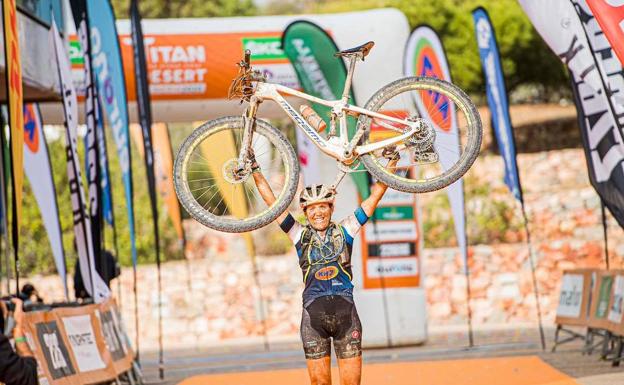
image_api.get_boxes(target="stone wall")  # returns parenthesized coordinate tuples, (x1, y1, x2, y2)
(15, 147, 624, 351)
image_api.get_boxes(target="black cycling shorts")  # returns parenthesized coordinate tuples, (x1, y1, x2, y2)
(300, 295, 362, 360)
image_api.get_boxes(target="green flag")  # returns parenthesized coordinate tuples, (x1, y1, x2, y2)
(282, 20, 370, 199)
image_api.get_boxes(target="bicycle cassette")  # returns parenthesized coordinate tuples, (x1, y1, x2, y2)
(405, 116, 436, 152)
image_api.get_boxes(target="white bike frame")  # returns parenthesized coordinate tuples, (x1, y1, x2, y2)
(237, 54, 420, 187)
(251, 83, 419, 162)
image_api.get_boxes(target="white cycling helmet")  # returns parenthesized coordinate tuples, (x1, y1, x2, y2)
(299, 184, 336, 210)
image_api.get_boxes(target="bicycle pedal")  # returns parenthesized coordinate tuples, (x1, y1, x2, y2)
(414, 151, 439, 164)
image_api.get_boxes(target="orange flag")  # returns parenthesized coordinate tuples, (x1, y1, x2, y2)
(130, 124, 185, 245)
(3, 0, 24, 256)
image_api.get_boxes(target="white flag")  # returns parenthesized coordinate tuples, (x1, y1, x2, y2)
(518, 0, 602, 93)
(23, 104, 68, 298)
(50, 20, 111, 302)
(404, 26, 468, 269)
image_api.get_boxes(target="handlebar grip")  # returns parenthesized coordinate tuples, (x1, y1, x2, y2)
(244, 49, 251, 67)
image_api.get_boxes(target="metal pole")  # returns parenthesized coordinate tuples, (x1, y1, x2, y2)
(250, 252, 270, 351)
(464, 254, 474, 347)
(601, 199, 610, 270)
(133, 265, 140, 365)
(521, 203, 546, 351)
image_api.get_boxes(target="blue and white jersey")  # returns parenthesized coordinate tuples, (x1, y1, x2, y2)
(280, 207, 369, 307)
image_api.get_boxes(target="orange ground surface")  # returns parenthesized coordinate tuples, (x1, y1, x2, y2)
(177, 355, 579, 385)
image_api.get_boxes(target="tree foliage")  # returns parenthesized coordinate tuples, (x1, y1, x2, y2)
(110, 0, 257, 19)
(276, 0, 568, 98)
(11, 128, 185, 277)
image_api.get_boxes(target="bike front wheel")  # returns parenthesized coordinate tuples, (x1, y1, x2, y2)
(358, 76, 482, 193)
(174, 116, 299, 233)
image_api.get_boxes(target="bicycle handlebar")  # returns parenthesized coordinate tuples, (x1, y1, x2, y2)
(244, 49, 251, 68)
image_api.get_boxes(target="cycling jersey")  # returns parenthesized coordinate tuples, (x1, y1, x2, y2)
(280, 206, 369, 307)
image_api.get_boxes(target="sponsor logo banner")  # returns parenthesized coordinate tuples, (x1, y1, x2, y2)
(368, 242, 416, 258)
(99, 310, 126, 361)
(282, 20, 370, 198)
(596, 275, 614, 318)
(519, 0, 603, 93)
(242, 36, 286, 60)
(52, 19, 111, 302)
(557, 274, 584, 318)
(364, 221, 417, 242)
(608, 275, 624, 323)
(371, 206, 414, 221)
(23, 104, 68, 297)
(586, 0, 624, 66)
(62, 315, 106, 372)
(36, 321, 76, 379)
(367, 258, 419, 278)
(3, 0, 24, 246)
(472, 8, 523, 202)
(404, 25, 467, 271)
(572, 0, 624, 125)
(570, 48, 624, 227)
(152, 124, 185, 244)
(86, 0, 138, 266)
(378, 189, 414, 206)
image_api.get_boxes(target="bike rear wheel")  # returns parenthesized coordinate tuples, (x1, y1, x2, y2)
(358, 76, 482, 193)
(174, 116, 299, 233)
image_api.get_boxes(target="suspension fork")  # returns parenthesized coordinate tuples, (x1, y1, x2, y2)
(238, 97, 260, 165)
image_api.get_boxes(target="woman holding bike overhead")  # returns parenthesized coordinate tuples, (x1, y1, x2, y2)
(252, 151, 399, 385)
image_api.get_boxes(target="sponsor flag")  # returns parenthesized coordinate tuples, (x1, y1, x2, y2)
(152, 124, 185, 246)
(472, 8, 523, 202)
(3, 0, 24, 286)
(23, 104, 68, 298)
(70, 0, 103, 264)
(130, 0, 161, 266)
(521, 0, 624, 227)
(404, 25, 468, 269)
(130, 1, 164, 375)
(0, 113, 8, 293)
(129, 125, 186, 245)
(85, 0, 138, 266)
(586, 0, 624, 65)
(282, 20, 370, 199)
(518, 0, 603, 93)
(51, 19, 111, 302)
(96, 99, 114, 227)
(570, 1, 624, 123)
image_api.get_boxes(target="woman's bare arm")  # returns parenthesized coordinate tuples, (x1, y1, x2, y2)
(252, 168, 291, 224)
(361, 157, 400, 217)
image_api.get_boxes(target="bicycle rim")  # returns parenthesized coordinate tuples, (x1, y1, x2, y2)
(360, 77, 481, 193)
(176, 117, 297, 232)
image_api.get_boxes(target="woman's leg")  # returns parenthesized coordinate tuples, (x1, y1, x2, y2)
(301, 305, 332, 385)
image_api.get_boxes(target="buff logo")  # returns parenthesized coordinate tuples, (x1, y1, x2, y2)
(415, 41, 451, 131)
(23, 105, 39, 153)
(315, 266, 339, 280)
(90, 27, 130, 174)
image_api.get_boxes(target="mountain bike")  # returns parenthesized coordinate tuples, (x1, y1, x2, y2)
(174, 41, 482, 233)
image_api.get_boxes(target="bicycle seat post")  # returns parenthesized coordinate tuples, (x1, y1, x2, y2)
(341, 54, 359, 103)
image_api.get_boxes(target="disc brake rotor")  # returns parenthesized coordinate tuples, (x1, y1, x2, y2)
(222, 158, 250, 184)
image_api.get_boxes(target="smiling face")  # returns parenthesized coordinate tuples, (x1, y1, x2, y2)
(305, 202, 333, 231)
